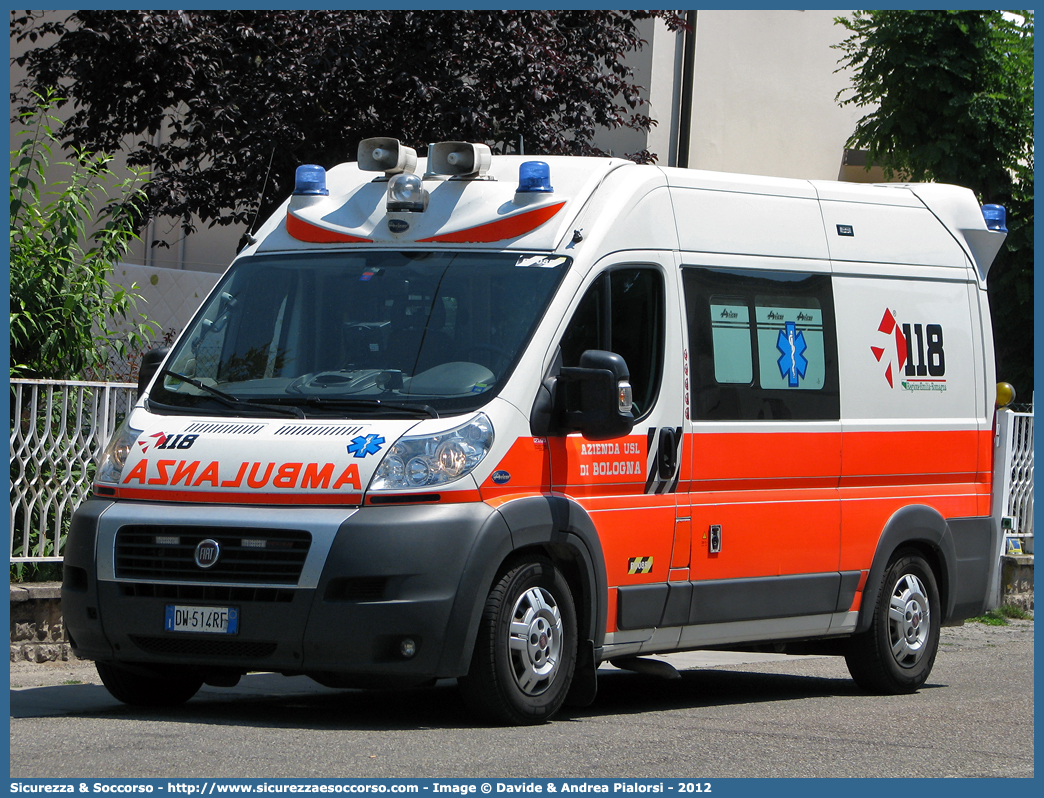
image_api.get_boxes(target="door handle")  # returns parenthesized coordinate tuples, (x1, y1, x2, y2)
(657, 427, 679, 480)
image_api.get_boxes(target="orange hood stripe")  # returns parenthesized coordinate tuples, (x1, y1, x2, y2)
(286, 211, 373, 243)
(418, 201, 566, 243)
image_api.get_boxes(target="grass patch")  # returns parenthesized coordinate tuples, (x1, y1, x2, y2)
(971, 610, 1008, 625)
(61, 680, 82, 685)
(970, 604, 1034, 626)
(999, 604, 1033, 620)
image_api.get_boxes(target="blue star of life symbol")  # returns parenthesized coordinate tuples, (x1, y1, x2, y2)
(347, 434, 386, 458)
(776, 321, 808, 388)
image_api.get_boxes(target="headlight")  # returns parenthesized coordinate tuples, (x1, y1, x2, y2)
(370, 413, 493, 491)
(94, 417, 143, 485)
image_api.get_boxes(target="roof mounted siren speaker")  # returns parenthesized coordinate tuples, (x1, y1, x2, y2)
(358, 138, 418, 178)
(428, 141, 492, 179)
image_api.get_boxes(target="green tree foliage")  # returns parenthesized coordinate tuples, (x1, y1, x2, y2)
(834, 10, 1034, 393)
(10, 10, 684, 241)
(10, 92, 157, 379)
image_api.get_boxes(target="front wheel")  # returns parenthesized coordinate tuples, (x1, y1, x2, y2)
(459, 557, 577, 725)
(845, 550, 941, 694)
(96, 661, 203, 707)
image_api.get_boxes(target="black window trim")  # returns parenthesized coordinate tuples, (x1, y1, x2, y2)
(559, 263, 667, 425)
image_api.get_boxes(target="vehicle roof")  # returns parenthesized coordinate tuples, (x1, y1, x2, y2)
(242, 154, 1001, 281)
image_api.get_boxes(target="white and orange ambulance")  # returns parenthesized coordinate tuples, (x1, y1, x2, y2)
(65, 139, 1008, 724)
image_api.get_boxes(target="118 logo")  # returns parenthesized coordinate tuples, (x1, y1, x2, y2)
(872, 309, 946, 388)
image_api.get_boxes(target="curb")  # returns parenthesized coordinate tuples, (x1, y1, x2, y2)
(10, 583, 62, 602)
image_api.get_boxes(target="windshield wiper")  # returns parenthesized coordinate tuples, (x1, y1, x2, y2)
(270, 395, 439, 418)
(158, 369, 305, 419)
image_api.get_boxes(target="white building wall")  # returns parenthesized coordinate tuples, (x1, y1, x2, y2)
(128, 212, 241, 275)
(594, 18, 683, 165)
(685, 10, 864, 180)
(589, 11, 867, 179)
(110, 263, 221, 339)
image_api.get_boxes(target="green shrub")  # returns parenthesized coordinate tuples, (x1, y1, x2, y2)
(10, 90, 157, 380)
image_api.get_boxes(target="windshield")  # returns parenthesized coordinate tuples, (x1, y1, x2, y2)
(149, 251, 570, 418)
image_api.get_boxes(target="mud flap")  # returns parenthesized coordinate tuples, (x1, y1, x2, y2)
(564, 638, 598, 707)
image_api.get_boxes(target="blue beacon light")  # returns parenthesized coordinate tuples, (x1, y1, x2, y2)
(518, 161, 554, 193)
(981, 204, 1007, 233)
(294, 164, 329, 196)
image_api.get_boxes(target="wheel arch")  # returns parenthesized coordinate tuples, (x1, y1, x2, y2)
(437, 494, 607, 678)
(856, 504, 958, 635)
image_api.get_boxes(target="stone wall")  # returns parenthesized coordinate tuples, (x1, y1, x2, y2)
(10, 582, 74, 662)
(1000, 555, 1035, 612)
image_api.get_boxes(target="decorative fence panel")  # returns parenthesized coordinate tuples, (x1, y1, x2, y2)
(10, 379, 136, 563)
(997, 403, 1034, 553)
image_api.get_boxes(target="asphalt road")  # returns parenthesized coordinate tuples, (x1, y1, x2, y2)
(9, 619, 1033, 779)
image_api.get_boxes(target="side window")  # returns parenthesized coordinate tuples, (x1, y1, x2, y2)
(683, 267, 839, 421)
(560, 267, 665, 417)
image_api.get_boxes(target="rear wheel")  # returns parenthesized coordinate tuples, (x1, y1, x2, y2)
(96, 661, 203, 707)
(459, 557, 577, 725)
(845, 550, 941, 694)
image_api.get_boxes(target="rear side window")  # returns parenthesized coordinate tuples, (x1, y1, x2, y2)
(684, 267, 839, 421)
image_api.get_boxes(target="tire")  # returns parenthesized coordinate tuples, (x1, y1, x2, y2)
(459, 557, 577, 725)
(845, 550, 941, 694)
(96, 661, 203, 707)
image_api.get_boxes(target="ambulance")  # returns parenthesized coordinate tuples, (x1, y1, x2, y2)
(64, 139, 1008, 724)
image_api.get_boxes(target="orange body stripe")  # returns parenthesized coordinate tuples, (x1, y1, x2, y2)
(483, 492, 551, 510)
(689, 430, 841, 483)
(601, 428, 989, 629)
(841, 429, 984, 483)
(480, 436, 552, 501)
(605, 587, 618, 634)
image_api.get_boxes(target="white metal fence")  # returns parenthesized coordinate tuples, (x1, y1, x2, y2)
(995, 402, 1034, 553)
(10, 379, 137, 563)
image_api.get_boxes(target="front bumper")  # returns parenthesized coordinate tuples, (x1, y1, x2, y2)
(63, 498, 507, 684)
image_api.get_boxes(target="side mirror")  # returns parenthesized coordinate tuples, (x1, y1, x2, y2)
(137, 347, 169, 399)
(558, 350, 635, 441)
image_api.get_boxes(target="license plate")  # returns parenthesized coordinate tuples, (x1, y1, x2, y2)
(165, 605, 239, 635)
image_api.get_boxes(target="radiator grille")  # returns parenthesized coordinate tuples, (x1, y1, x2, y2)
(115, 525, 311, 584)
(130, 635, 277, 658)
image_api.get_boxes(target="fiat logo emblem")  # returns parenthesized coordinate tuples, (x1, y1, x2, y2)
(194, 539, 220, 569)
